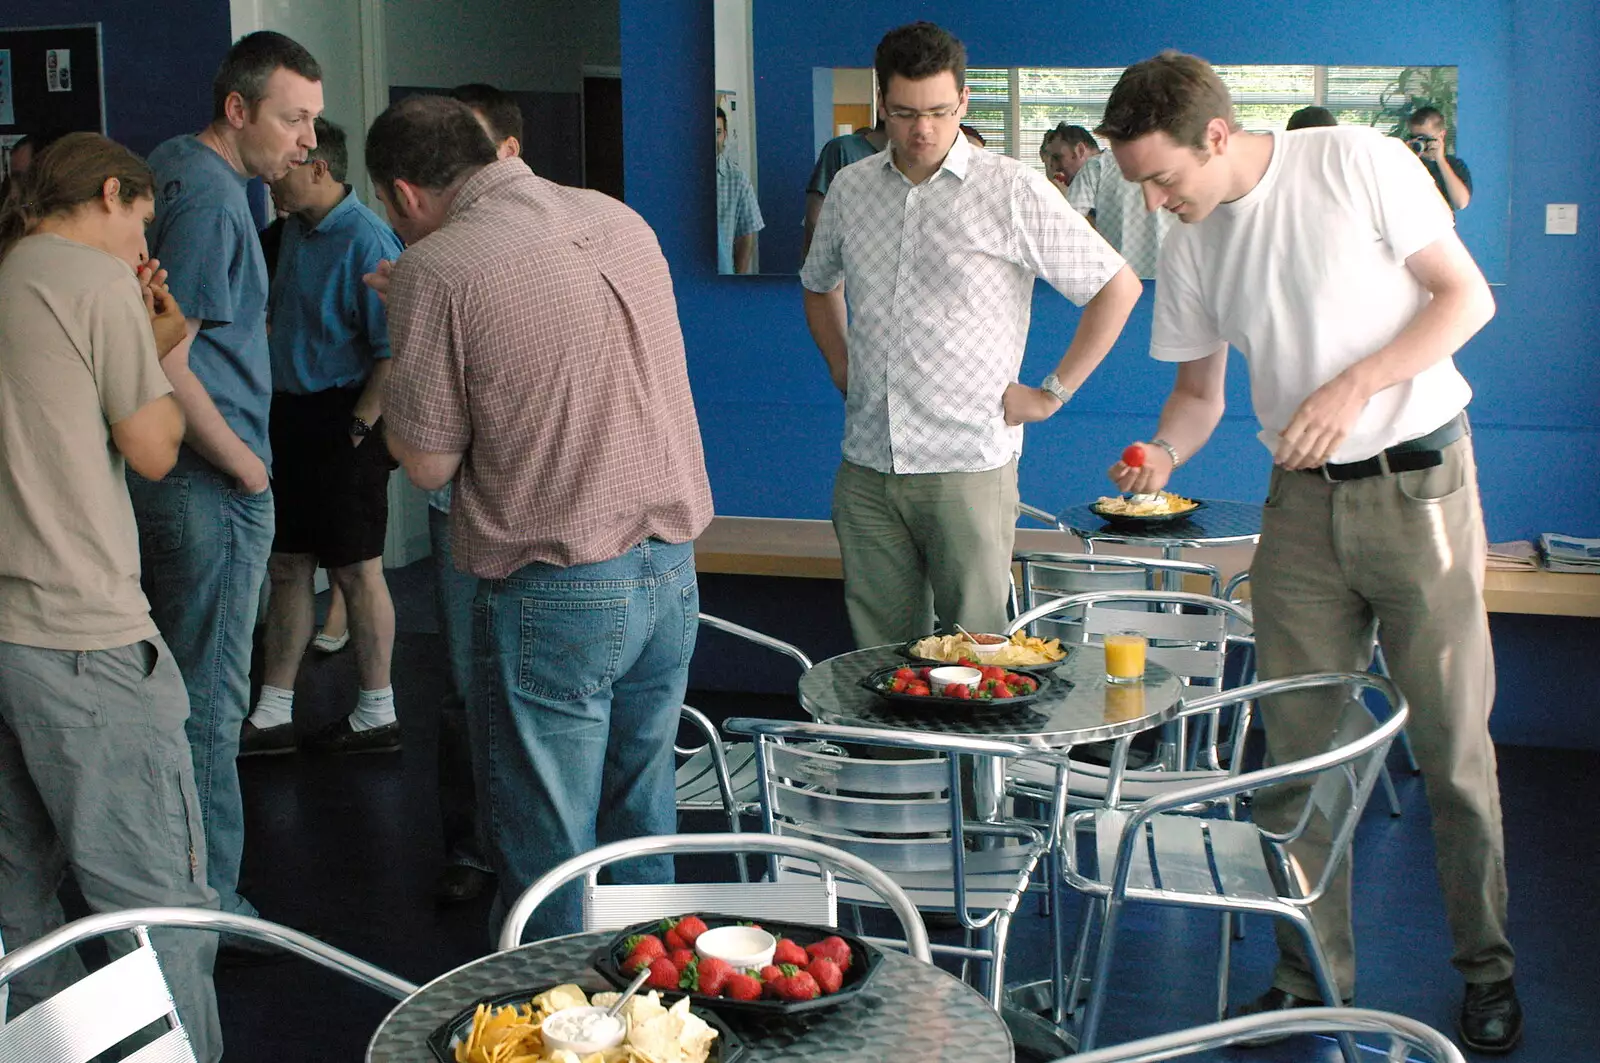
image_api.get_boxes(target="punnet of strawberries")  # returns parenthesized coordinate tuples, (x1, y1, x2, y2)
(878, 664, 1038, 701)
(619, 916, 858, 1004)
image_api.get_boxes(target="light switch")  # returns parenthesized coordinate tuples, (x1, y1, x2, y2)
(1546, 204, 1578, 235)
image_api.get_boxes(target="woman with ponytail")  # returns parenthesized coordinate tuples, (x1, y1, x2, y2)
(0, 133, 222, 1061)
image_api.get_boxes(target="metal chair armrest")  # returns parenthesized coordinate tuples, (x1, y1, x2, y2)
(724, 715, 1045, 760)
(0, 908, 418, 1001)
(1058, 1006, 1464, 1063)
(697, 612, 814, 671)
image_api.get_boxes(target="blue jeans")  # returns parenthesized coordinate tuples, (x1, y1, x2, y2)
(480, 539, 699, 943)
(129, 453, 274, 917)
(431, 505, 490, 871)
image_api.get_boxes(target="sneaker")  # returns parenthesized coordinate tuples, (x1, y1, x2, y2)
(302, 716, 401, 754)
(238, 720, 296, 758)
(312, 629, 350, 654)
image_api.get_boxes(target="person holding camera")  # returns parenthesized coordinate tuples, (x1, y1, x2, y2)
(1407, 105, 1472, 211)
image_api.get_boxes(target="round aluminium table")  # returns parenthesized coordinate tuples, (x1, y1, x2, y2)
(797, 644, 1184, 754)
(1054, 498, 1263, 557)
(367, 929, 1014, 1063)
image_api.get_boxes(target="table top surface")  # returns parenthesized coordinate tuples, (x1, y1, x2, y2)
(797, 644, 1185, 750)
(367, 929, 1014, 1063)
(1054, 498, 1263, 547)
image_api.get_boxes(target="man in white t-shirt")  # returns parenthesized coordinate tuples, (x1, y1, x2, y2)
(1097, 52, 1520, 1055)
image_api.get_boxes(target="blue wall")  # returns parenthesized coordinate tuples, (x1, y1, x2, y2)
(3, 2, 231, 155)
(623, 0, 1600, 546)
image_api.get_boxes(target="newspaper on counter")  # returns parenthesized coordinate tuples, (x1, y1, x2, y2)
(1538, 533, 1600, 573)
(1486, 541, 1540, 571)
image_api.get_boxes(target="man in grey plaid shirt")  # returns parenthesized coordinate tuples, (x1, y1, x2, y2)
(801, 21, 1141, 647)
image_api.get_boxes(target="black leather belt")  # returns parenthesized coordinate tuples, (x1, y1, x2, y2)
(1310, 413, 1466, 482)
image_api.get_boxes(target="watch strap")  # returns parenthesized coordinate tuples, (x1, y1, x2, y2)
(1039, 372, 1075, 405)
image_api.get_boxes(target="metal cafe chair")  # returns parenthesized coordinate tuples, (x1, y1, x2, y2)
(1057, 1006, 1464, 1063)
(0, 908, 416, 1063)
(1012, 551, 1224, 643)
(723, 717, 1051, 1010)
(675, 613, 814, 879)
(1222, 569, 1415, 817)
(1061, 672, 1408, 1060)
(1006, 590, 1258, 821)
(496, 831, 931, 964)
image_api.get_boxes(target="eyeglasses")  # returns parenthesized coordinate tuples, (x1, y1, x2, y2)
(884, 105, 961, 122)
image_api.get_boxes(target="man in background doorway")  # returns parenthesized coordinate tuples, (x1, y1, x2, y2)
(1039, 122, 1098, 191)
(1287, 105, 1338, 130)
(716, 106, 763, 273)
(1061, 124, 1176, 279)
(803, 120, 888, 260)
(243, 117, 403, 758)
(1407, 105, 1471, 211)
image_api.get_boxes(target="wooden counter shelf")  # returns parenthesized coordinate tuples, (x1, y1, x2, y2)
(693, 516, 1600, 618)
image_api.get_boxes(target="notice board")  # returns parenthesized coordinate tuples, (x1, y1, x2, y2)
(0, 23, 105, 174)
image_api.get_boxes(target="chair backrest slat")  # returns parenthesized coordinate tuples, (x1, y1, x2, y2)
(771, 782, 953, 834)
(583, 881, 836, 931)
(122, 1026, 201, 1063)
(1083, 606, 1228, 645)
(767, 743, 949, 794)
(0, 944, 182, 1063)
(775, 821, 958, 873)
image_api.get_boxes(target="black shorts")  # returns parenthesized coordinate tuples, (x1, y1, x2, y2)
(268, 387, 398, 569)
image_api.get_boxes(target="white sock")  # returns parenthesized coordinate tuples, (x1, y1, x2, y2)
(249, 686, 295, 730)
(349, 686, 396, 732)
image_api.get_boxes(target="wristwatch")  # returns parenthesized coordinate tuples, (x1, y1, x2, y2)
(349, 416, 373, 438)
(1039, 372, 1075, 405)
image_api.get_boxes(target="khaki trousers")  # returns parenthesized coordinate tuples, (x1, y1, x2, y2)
(1251, 433, 1513, 1001)
(831, 458, 1020, 648)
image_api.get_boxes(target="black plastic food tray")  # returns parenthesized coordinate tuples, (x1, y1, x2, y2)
(1089, 497, 1209, 528)
(427, 984, 747, 1063)
(594, 914, 882, 1018)
(859, 664, 1050, 710)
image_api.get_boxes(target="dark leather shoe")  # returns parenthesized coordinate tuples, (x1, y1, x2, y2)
(1230, 986, 1333, 1047)
(1460, 977, 1523, 1054)
(434, 864, 494, 906)
(239, 720, 296, 758)
(302, 717, 400, 754)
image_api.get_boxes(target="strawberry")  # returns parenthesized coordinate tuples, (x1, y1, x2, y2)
(674, 915, 710, 946)
(890, 676, 910, 693)
(724, 971, 763, 1000)
(646, 957, 679, 990)
(696, 956, 732, 995)
(668, 947, 696, 971)
(993, 684, 1015, 699)
(945, 683, 970, 699)
(979, 665, 1006, 682)
(893, 668, 916, 682)
(623, 933, 666, 961)
(624, 945, 659, 973)
(806, 936, 853, 971)
(775, 969, 821, 1001)
(773, 938, 808, 966)
(664, 925, 687, 950)
(759, 964, 784, 997)
(677, 955, 700, 990)
(906, 682, 931, 696)
(805, 956, 843, 995)
(917, 668, 932, 680)
(1122, 444, 1146, 468)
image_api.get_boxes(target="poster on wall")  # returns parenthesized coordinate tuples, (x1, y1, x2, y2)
(45, 48, 69, 92)
(0, 50, 13, 125)
(0, 25, 103, 139)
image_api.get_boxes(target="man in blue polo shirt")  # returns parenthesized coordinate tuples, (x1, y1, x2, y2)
(242, 117, 404, 757)
(127, 31, 323, 954)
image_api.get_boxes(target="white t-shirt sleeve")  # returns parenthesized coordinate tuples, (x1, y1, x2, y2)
(1362, 134, 1456, 262)
(1150, 229, 1223, 362)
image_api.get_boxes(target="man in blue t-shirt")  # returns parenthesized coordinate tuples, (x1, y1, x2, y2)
(127, 30, 323, 957)
(242, 117, 404, 761)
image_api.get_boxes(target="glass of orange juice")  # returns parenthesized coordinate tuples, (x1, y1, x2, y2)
(1103, 631, 1147, 685)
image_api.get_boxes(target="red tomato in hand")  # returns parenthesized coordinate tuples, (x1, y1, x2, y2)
(1122, 444, 1146, 468)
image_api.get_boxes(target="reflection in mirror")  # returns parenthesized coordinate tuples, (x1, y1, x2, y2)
(716, 91, 764, 273)
(742, 60, 1464, 278)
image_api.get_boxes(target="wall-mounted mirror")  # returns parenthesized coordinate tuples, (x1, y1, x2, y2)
(713, 2, 1506, 283)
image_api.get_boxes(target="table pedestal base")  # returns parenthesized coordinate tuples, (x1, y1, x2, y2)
(1006, 980, 1078, 1059)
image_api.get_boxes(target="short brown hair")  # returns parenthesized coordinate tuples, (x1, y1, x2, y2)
(0, 133, 154, 263)
(366, 95, 498, 194)
(212, 31, 322, 121)
(875, 21, 966, 96)
(1097, 51, 1236, 151)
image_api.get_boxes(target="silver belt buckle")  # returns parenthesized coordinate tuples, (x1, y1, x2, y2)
(1319, 463, 1339, 483)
